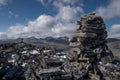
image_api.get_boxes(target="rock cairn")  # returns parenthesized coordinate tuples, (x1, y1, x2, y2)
(64, 12, 120, 80)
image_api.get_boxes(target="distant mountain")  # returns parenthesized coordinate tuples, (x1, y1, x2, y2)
(14, 36, 69, 45)
(0, 39, 14, 44)
(44, 36, 69, 45)
(23, 37, 41, 43)
(107, 38, 120, 43)
(22, 36, 69, 51)
(15, 38, 24, 43)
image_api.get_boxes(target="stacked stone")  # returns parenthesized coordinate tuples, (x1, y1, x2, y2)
(65, 12, 114, 80)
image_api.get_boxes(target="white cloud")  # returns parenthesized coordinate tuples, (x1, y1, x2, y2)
(110, 24, 120, 34)
(0, 0, 9, 6)
(8, 15, 55, 38)
(57, 6, 83, 22)
(96, 0, 120, 19)
(38, 0, 83, 7)
(108, 24, 120, 38)
(51, 22, 76, 37)
(37, 0, 53, 6)
(8, 13, 77, 38)
(9, 24, 25, 34)
(8, 11, 19, 18)
(37, 0, 45, 5)
(0, 32, 8, 39)
(4, 0, 84, 39)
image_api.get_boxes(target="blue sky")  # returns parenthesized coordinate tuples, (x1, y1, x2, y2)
(0, 0, 120, 39)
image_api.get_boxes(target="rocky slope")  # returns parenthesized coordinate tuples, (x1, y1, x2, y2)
(107, 38, 120, 60)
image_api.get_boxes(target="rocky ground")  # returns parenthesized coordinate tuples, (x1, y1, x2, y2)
(0, 41, 67, 80)
(0, 38, 120, 80)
